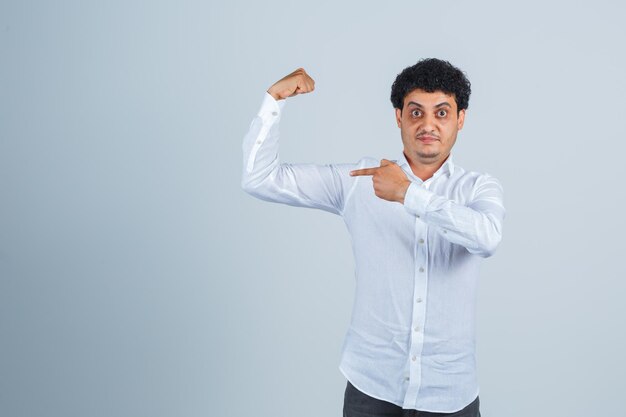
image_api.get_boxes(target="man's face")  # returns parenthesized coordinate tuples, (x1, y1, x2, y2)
(395, 88, 465, 166)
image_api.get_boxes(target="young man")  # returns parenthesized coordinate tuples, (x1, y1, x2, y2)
(241, 59, 504, 417)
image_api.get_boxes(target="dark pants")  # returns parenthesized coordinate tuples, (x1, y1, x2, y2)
(343, 381, 481, 417)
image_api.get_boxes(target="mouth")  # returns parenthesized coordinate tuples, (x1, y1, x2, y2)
(418, 136, 438, 144)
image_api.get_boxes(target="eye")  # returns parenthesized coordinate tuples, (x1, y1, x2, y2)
(437, 109, 448, 117)
(411, 109, 421, 117)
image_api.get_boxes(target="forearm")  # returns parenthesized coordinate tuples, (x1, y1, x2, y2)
(241, 92, 285, 191)
(403, 180, 505, 257)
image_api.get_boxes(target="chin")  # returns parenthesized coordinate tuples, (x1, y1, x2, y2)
(416, 151, 441, 159)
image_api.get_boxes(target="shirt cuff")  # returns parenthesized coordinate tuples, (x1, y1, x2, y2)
(403, 181, 435, 218)
(257, 91, 287, 123)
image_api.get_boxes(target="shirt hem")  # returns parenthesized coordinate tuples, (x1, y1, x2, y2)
(339, 365, 404, 408)
(339, 364, 480, 413)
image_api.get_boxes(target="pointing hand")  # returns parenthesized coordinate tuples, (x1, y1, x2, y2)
(350, 159, 412, 204)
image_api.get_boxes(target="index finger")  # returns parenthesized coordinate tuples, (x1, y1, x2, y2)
(350, 167, 379, 176)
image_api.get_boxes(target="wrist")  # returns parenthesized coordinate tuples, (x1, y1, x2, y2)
(398, 180, 412, 204)
(266, 88, 282, 101)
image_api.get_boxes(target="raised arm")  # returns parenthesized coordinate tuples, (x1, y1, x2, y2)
(241, 68, 358, 216)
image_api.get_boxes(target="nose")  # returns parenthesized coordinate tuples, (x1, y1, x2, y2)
(419, 113, 437, 135)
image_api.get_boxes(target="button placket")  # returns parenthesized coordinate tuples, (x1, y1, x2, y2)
(405, 219, 428, 404)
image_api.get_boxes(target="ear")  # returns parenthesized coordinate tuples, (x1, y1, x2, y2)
(457, 109, 466, 130)
(395, 108, 402, 128)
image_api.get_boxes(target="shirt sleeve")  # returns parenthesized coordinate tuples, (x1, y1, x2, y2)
(241, 92, 358, 216)
(402, 174, 505, 258)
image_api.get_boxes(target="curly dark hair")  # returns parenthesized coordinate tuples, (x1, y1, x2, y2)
(390, 58, 471, 114)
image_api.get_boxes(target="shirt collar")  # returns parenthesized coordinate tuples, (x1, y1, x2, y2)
(395, 150, 455, 178)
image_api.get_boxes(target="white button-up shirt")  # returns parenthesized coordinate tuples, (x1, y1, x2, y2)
(241, 92, 506, 413)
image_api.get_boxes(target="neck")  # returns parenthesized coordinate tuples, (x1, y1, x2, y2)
(404, 151, 449, 182)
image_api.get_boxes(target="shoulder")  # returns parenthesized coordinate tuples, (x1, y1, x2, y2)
(449, 166, 504, 206)
(454, 164, 503, 189)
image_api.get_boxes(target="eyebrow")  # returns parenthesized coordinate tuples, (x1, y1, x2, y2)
(407, 101, 452, 109)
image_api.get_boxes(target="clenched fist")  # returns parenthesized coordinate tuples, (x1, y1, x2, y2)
(267, 68, 315, 101)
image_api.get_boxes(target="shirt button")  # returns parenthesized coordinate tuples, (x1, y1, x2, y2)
(414, 326, 419, 332)
(443, 230, 447, 234)
(416, 214, 420, 218)
(418, 238, 424, 244)
(416, 298, 422, 303)
(271, 111, 278, 116)
(256, 139, 262, 144)
(405, 376, 410, 381)
(419, 267, 424, 272)
(412, 356, 417, 361)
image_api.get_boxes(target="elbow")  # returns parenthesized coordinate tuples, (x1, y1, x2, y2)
(241, 159, 282, 198)
(241, 175, 260, 197)
(241, 164, 260, 194)
(241, 158, 277, 197)
(241, 176, 252, 193)
(473, 216, 503, 258)
(241, 171, 271, 199)
(476, 232, 502, 258)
